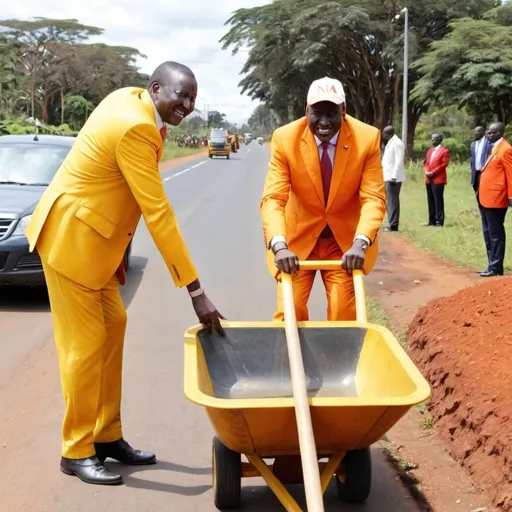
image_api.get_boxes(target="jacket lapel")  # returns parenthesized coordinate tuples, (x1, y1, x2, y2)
(300, 126, 324, 204)
(482, 140, 503, 171)
(327, 122, 352, 210)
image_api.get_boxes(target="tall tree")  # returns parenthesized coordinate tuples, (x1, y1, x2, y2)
(412, 3, 512, 125)
(221, 0, 499, 156)
(0, 18, 103, 122)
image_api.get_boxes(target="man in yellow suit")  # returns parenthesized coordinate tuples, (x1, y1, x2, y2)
(25, 61, 224, 486)
(261, 77, 386, 321)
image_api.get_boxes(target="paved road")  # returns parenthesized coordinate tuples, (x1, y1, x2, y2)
(0, 144, 419, 511)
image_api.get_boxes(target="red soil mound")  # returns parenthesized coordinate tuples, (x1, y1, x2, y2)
(407, 278, 512, 511)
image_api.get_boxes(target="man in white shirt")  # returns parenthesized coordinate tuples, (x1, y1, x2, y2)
(471, 126, 492, 194)
(381, 126, 406, 231)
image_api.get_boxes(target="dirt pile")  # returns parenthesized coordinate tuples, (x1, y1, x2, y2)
(407, 278, 512, 511)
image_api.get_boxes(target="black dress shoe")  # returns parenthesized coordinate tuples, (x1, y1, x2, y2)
(383, 226, 398, 232)
(95, 438, 156, 465)
(60, 456, 123, 485)
(479, 270, 503, 277)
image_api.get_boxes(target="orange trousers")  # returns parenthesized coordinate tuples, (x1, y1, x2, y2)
(274, 237, 356, 322)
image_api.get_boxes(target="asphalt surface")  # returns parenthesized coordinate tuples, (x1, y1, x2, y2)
(0, 143, 419, 511)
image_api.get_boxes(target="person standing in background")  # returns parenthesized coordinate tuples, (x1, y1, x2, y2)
(471, 126, 492, 194)
(381, 126, 406, 232)
(424, 133, 449, 227)
(477, 122, 512, 277)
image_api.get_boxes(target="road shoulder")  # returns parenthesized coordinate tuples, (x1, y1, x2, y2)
(368, 233, 496, 512)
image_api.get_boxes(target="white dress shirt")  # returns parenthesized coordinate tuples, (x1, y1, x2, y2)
(493, 137, 504, 149)
(150, 96, 164, 130)
(430, 144, 440, 164)
(382, 135, 406, 182)
(474, 137, 486, 171)
(270, 129, 370, 250)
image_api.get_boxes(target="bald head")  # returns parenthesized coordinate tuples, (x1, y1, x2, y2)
(382, 125, 394, 143)
(487, 122, 505, 144)
(474, 126, 485, 141)
(148, 61, 197, 126)
(148, 61, 195, 88)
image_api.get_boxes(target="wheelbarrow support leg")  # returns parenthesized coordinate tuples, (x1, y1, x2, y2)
(320, 453, 345, 494)
(246, 454, 303, 512)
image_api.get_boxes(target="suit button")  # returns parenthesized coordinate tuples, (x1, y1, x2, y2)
(128, 233, 132, 236)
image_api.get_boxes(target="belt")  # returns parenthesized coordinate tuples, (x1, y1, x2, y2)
(319, 225, 334, 239)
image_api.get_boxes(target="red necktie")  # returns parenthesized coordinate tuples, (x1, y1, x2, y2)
(159, 125, 167, 140)
(320, 142, 333, 204)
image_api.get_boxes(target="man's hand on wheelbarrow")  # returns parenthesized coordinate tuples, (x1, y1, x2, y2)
(274, 248, 300, 274)
(341, 239, 366, 273)
(188, 282, 226, 335)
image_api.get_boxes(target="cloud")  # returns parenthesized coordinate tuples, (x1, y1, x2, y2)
(2, 0, 269, 125)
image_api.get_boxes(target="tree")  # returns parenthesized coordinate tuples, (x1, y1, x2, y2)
(207, 110, 227, 128)
(0, 17, 149, 130)
(0, 18, 103, 123)
(412, 5, 512, 125)
(221, 0, 499, 156)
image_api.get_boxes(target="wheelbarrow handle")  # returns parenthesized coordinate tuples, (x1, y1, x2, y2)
(292, 261, 368, 323)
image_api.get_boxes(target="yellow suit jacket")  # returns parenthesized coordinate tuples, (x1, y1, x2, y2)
(261, 115, 386, 278)
(25, 87, 198, 291)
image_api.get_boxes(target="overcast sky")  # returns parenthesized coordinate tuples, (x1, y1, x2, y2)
(5, 0, 270, 125)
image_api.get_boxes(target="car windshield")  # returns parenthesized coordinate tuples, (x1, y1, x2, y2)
(210, 130, 225, 139)
(0, 143, 70, 186)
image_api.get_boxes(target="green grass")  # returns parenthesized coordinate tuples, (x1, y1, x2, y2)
(395, 161, 512, 271)
(162, 141, 205, 161)
(367, 298, 406, 346)
(367, 297, 432, 427)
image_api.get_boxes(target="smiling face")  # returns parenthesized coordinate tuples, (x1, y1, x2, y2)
(306, 101, 343, 143)
(149, 71, 197, 126)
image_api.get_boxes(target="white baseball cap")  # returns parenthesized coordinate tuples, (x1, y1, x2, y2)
(307, 77, 346, 106)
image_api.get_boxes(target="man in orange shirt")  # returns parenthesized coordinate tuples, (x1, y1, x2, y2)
(477, 122, 512, 277)
(260, 77, 386, 321)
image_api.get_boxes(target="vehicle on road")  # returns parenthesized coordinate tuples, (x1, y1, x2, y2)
(244, 132, 253, 144)
(229, 133, 239, 153)
(0, 134, 132, 287)
(257, 137, 264, 145)
(208, 128, 231, 159)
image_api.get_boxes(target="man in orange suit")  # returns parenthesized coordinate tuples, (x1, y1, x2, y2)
(260, 77, 386, 322)
(25, 61, 224, 485)
(424, 133, 450, 227)
(477, 122, 512, 277)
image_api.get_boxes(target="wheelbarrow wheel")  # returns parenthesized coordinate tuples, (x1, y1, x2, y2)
(336, 447, 372, 503)
(212, 436, 241, 509)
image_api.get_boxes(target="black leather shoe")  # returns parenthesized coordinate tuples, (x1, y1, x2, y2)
(60, 456, 123, 485)
(479, 270, 503, 277)
(95, 438, 156, 465)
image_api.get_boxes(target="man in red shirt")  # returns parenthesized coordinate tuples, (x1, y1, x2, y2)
(424, 133, 450, 227)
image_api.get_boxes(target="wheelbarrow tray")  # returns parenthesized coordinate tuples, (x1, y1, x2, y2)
(184, 320, 430, 457)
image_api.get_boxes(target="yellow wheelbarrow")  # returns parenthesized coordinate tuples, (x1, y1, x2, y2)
(184, 261, 431, 511)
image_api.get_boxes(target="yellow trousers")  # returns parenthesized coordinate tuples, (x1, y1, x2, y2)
(42, 260, 127, 459)
(274, 237, 356, 322)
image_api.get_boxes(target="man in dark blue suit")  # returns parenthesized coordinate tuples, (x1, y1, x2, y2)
(470, 125, 493, 274)
(471, 126, 492, 193)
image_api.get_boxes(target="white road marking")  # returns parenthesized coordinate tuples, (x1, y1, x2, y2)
(163, 160, 206, 182)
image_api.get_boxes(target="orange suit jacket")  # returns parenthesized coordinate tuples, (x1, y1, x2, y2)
(424, 146, 449, 185)
(261, 115, 386, 279)
(25, 87, 198, 291)
(479, 139, 512, 209)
